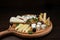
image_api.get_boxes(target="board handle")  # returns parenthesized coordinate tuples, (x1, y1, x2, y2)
(0, 30, 10, 36)
(0, 25, 16, 37)
(0, 26, 12, 37)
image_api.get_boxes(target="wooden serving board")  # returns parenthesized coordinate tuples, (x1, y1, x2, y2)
(0, 22, 53, 38)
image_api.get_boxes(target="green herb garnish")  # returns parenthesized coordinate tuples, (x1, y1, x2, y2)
(28, 30, 33, 34)
(26, 18, 38, 24)
(26, 19, 30, 24)
(35, 18, 38, 22)
(16, 23, 19, 26)
(32, 18, 38, 23)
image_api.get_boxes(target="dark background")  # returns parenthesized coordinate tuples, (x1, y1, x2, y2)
(0, 0, 60, 40)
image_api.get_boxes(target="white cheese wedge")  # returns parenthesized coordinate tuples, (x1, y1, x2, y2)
(10, 17, 25, 23)
(41, 24, 47, 29)
(26, 16, 30, 19)
(16, 15, 22, 19)
(23, 18, 28, 22)
(31, 15, 36, 18)
(22, 16, 25, 18)
(36, 24, 41, 30)
(37, 22, 42, 25)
